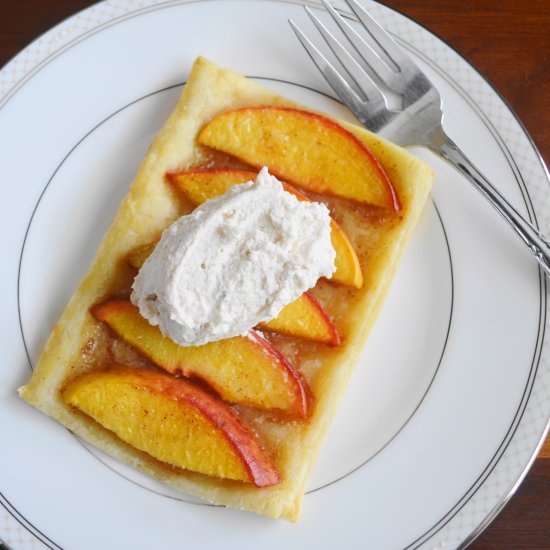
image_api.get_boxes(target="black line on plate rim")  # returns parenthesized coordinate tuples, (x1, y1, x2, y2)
(4, 0, 547, 547)
(456, 292, 546, 550)
(0, 492, 60, 550)
(406, 272, 545, 550)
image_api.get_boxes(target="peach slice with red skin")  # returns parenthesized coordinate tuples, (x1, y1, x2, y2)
(196, 106, 399, 211)
(62, 365, 281, 486)
(259, 292, 340, 346)
(92, 300, 309, 417)
(165, 168, 363, 288)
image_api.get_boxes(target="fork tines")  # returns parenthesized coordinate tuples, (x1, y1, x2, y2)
(289, 0, 422, 112)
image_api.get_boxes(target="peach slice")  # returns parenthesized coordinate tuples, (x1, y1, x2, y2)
(197, 106, 399, 211)
(62, 365, 281, 486)
(259, 292, 340, 346)
(165, 168, 257, 205)
(166, 168, 362, 288)
(92, 300, 309, 417)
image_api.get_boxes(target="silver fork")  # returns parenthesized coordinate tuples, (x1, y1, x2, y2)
(289, 0, 550, 278)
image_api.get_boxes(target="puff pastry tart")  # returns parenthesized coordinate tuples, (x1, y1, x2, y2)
(19, 57, 433, 521)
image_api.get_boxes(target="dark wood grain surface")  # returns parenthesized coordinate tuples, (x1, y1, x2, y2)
(1, 1, 548, 548)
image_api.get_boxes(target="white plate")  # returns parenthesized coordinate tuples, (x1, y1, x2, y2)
(1, 1, 549, 549)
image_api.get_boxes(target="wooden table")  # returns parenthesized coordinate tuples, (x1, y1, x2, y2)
(1, 1, 548, 548)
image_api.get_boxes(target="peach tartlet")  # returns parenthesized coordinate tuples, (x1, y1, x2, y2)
(19, 57, 433, 521)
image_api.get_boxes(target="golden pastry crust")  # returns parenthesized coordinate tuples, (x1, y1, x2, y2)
(19, 57, 434, 521)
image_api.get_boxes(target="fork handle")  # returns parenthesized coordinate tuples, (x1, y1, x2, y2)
(428, 125, 550, 278)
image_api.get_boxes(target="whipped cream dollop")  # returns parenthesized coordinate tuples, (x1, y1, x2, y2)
(131, 167, 335, 346)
